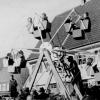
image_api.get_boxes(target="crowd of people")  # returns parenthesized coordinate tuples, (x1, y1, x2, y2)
(6, 75, 49, 100)
(0, 75, 49, 100)
(9, 75, 50, 100)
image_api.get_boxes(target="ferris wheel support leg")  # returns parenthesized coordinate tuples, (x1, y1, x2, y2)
(24, 51, 44, 90)
(44, 50, 71, 100)
(45, 70, 53, 91)
(74, 84, 83, 100)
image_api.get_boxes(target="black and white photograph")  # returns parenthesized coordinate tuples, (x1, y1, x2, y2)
(1, 0, 100, 100)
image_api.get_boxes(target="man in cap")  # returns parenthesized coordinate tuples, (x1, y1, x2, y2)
(67, 56, 80, 79)
(67, 56, 84, 95)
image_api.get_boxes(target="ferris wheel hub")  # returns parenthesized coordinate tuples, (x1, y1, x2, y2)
(40, 42, 52, 52)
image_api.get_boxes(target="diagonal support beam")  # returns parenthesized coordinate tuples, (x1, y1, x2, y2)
(62, 15, 81, 46)
(45, 70, 53, 91)
(62, 34, 70, 46)
(74, 84, 83, 100)
(44, 49, 71, 100)
(49, 8, 75, 44)
(24, 51, 44, 90)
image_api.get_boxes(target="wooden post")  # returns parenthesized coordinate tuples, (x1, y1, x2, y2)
(23, 51, 44, 90)
(44, 49, 71, 100)
(45, 70, 53, 91)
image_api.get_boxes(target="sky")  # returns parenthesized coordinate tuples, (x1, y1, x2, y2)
(0, 0, 82, 57)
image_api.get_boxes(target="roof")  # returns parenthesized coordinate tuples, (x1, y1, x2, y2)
(51, 0, 100, 50)
(27, 0, 100, 60)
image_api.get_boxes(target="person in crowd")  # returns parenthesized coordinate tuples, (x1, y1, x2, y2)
(67, 56, 84, 95)
(86, 51, 99, 76)
(38, 87, 49, 99)
(60, 53, 72, 78)
(0, 96, 2, 100)
(17, 87, 30, 100)
(17, 89, 24, 100)
(22, 87, 30, 100)
(24, 87, 30, 96)
(9, 75, 18, 99)
(92, 50, 99, 73)
(32, 89, 39, 99)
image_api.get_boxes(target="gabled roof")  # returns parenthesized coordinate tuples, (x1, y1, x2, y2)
(51, 0, 100, 50)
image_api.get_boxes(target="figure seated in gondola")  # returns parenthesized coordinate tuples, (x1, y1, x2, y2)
(71, 23, 85, 39)
(80, 12, 91, 32)
(7, 53, 15, 73)
(26, 13, 51, 40)
(64, 16, 72, 33)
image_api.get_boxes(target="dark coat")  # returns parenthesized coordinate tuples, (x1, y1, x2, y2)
(9, 79, 18, 97)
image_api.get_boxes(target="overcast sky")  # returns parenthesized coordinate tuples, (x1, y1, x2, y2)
(0, 0, 82, 56)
